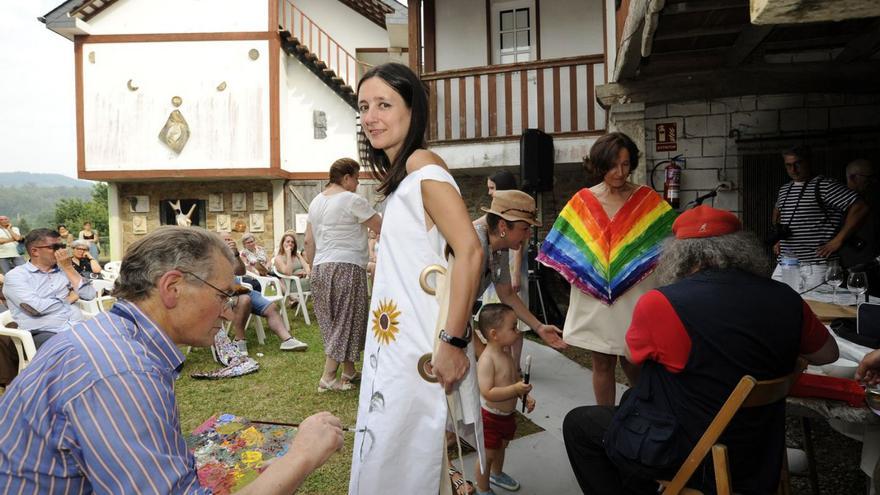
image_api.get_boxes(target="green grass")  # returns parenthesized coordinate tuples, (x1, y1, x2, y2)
(176, 311, 359, 495)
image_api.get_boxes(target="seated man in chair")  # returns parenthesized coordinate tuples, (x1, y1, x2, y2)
(563, 206, 840, 494)
(2, 228, 96, 349)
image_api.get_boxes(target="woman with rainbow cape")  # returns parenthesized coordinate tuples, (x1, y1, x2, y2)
(537, 132, 676, 406)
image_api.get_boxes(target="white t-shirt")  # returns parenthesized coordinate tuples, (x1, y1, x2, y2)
(308, 191, 377, 268)
(0, 226, 21, 258)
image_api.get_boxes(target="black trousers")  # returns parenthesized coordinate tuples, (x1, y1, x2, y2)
(562, 405, 659, 495)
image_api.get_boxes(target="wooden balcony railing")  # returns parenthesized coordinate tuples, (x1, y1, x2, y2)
(421, 55, 607, 143)
(279, 0, 365, 89)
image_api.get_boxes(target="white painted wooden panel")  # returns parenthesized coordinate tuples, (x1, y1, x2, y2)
(86, 0, 268, 34)
(82, 40, 270, 171)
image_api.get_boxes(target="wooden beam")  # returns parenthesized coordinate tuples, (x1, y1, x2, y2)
(654, 25, 745, 42)
(836, 20, 880, 63)
(613, 0, 647, 81)
(751, 0, 880, 25)
(596, 61, 880, 108)
(423, 0, 436, 72)
(408, 0, 421, 73)
(724, 24, 773, 66)
(663, 0, 747, 16)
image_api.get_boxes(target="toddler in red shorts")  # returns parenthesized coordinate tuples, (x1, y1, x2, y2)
(475, 303, 536, 494)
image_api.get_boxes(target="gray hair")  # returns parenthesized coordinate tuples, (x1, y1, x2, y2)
(71, 239, 90, 249)
(654, 231, 771, 286)
(113, 226, 234, 301)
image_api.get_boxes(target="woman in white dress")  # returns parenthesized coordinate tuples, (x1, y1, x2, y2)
(349, 63, 483, 495)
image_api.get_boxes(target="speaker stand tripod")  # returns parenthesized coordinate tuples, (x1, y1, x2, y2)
(526, 193, 564, 327)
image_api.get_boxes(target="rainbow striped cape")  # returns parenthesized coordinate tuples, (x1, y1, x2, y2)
(537, 186, 675, 305)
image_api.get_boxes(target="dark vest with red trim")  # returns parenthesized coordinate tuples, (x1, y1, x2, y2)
(612, 269, 804, 494)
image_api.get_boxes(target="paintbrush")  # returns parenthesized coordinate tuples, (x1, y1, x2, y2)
(522, 355, 531, 413)
(252, 419, 354, 432)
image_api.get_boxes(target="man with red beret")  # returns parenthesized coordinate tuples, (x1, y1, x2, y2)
(563, 206, 839, 494)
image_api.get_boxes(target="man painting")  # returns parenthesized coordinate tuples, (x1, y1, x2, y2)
(0, 226, 342, 493)
(2, 228, 96, 348)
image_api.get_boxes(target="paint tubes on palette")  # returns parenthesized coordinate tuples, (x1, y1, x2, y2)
(522, 355, 531, 413)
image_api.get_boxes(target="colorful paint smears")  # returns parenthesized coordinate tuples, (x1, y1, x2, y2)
(186, 414, 296, 494)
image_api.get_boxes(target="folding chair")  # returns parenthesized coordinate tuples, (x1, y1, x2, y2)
(660, 358, 808, 495)
(0, 310, 37, 372)
(272, 267, 311, 325)
(91, 279, 116, 312)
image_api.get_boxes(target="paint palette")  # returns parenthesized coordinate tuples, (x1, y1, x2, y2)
(186, 413, 297, 494)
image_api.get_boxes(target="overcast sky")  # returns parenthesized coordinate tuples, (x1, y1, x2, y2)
(0, 2, 77, 178)
(1, 1, 407, 179)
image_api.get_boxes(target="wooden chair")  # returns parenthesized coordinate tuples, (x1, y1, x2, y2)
(660, 358, 808, 495)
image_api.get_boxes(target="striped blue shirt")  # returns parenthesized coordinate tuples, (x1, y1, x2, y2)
(0, 300, 210, 494)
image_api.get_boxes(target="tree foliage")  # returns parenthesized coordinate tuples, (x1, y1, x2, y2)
(54, 182, 109, 237)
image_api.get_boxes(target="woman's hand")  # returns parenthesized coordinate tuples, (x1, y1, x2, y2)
(432, 343, 469, 394)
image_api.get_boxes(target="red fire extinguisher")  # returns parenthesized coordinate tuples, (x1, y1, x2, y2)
(651, 155, 685, 209)
(663, 155, 683, 209)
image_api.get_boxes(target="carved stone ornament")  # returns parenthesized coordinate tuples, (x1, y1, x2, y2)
(171, 96, 183, 107)
(158, 110, 190, 154)
(217, 81, 227, 92)
(248, 49, 260, 60)
(88, 51, 95, 64)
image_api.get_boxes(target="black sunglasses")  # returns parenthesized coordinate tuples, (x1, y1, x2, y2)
(33, 243, 67, 251)
(179, 270, 236, 310)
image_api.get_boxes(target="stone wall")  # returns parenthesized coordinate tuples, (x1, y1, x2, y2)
(117, 180, 276, 251)
(643, 92, 880, 216)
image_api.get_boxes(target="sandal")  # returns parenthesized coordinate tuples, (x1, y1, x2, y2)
(317, 378, 353, 393)
(448, 465, 476, 495)
(341, 371, 361, 384)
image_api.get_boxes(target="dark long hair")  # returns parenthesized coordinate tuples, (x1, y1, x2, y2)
(357, 63, 429, 197)
(489, 170, 518, 191)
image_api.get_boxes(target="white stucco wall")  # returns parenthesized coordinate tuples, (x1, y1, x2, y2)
(540, 0, 604, 58)
(280, 56, 359, 174)
(291, 0, 389, 56)
(82, 40, 270, 171)
(434, 0, 605, 72)
(84, 0, 268, 34)
(435, 0, 488, 71)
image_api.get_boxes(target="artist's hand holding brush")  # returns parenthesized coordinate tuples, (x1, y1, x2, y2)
(240, 412, 343, 495)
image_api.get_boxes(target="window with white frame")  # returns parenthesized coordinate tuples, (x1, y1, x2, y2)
(491, 0, 536, 64)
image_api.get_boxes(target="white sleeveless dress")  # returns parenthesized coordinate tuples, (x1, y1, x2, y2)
(350, 165, 483, 494)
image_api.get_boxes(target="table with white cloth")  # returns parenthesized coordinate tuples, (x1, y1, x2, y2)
(787, 285, 880, 494)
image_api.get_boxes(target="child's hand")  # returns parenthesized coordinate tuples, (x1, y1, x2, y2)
(512, 381, 532, 396)
(524, 394, 536, 413)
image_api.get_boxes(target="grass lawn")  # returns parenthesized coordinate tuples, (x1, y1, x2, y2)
(176, 312, 358, 495)
(178, 308, 549, 494)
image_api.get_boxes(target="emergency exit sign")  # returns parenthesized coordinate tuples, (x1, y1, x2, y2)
(656, 123, 677, 152)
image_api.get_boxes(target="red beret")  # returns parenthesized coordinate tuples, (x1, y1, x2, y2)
(672, 205, 742, 239)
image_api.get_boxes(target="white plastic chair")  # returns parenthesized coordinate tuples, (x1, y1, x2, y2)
(91, 279, 116, 312)
(0, 310, 37, 372)
(76, 299, 101, 319)
(272, 267, 311, 325)
(101, 261, 121, 282)
(245, 273, 291, 345)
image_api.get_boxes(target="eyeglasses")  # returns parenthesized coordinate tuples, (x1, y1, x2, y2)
(500, 207, 537, 221)
(179, 270, 236, 310)
(73, 247, 88, 251)
(33, 243, 67, 251)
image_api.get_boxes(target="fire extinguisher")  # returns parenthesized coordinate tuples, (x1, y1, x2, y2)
(651, 155, 685, 209)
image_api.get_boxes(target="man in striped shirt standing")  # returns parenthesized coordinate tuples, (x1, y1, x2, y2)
(0, 226, 343, 494)
(771, 145, 869, 286)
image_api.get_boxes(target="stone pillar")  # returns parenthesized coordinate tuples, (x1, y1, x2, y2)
(607, 102, 647, 185)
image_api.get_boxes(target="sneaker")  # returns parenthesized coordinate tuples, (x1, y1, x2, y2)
(233, 339, 249, 356)
(279, 337, 308, 351)
(489, 472, 520, 491)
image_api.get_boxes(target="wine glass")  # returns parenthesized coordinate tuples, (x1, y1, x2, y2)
(825, 263, 845, 304)
(799, 264, 813, 292)
(848, 271, 869, 304)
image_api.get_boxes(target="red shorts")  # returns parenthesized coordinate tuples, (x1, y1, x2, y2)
(482, 407, 516, 449)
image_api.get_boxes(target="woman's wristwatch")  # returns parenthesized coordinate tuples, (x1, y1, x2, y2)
(439, 325, 472, 349)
